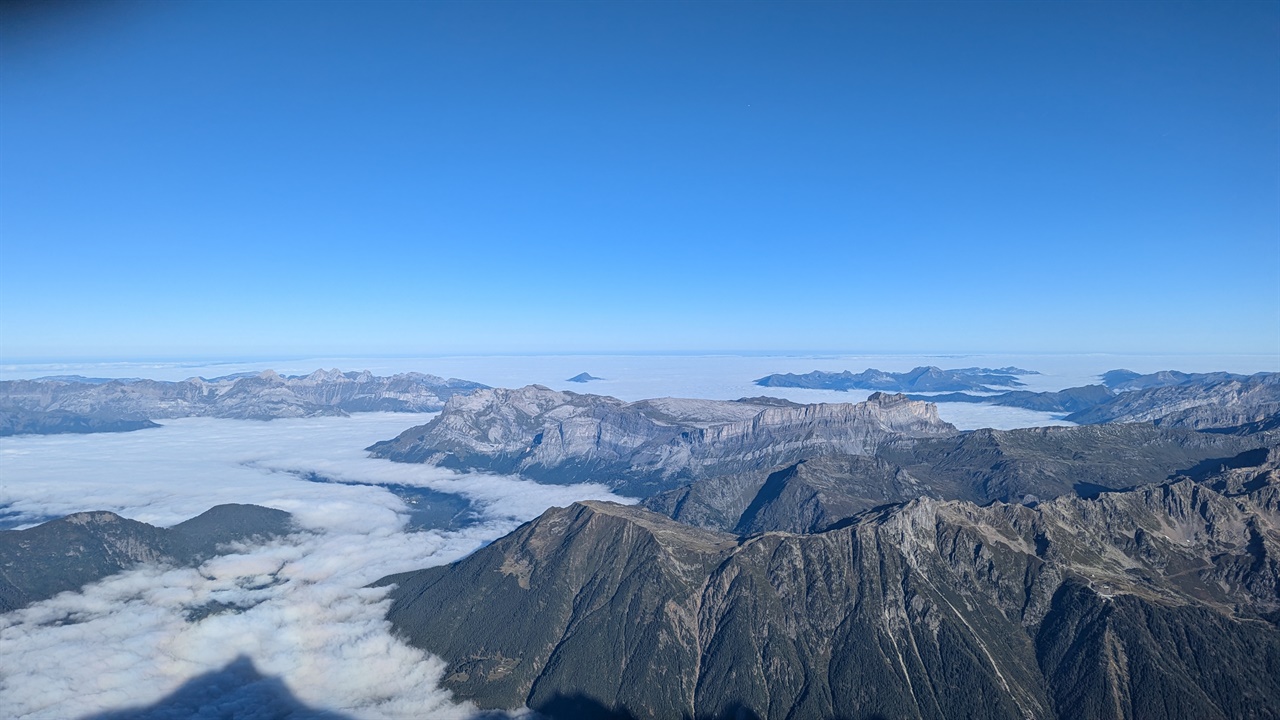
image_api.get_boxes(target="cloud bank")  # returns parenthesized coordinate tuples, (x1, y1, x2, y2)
(0, 414, 627, 718)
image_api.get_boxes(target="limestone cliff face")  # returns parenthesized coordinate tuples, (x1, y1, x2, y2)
(366, 387, 958, 496)
(382, 448, 1280, 720)
(0, 370, 485, 424)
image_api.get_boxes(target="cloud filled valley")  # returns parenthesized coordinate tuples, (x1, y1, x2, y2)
(0, 414, 628, 718)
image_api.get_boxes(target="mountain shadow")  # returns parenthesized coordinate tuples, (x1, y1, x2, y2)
(534, 692, 638, 720)
(81, 656, 355, 720)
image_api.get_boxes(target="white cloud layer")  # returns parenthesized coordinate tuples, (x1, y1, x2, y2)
(0, 414, 627, 718)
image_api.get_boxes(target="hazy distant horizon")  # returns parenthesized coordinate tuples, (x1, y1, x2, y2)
(4, 350, 1276, 398)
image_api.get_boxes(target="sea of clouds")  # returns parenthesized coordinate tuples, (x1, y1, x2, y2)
(0, 414, 628, 718)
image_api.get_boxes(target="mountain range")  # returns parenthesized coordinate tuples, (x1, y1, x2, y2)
(380, 436, 1280, 719)
(366, 387, 958, 497)
(643, 422, 1267, 534)
(901, 370, 1280, 430)
(754, 366, 1036, 392)
(365, 371, 1280, 719)
(0, 369, 488, 434)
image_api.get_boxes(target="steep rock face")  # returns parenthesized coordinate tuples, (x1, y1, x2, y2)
(366, 387, 957, 496)
(0, 370, 486, 424)
(1067, 373, 1280, 429)
(648, 423, 1268, 533)
(0, 504, 294, 612)
(1034, 581, 1280, 720)
(383, 464, 1280, 720)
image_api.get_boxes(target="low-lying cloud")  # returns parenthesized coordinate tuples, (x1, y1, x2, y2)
(0, 414, 628, 718)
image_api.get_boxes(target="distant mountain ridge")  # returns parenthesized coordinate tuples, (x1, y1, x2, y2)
(367, 386, 958, 496)
(1100, 368, 1254, 391)
(0, 504, 294, 612)
(0, 369, 488, 433)
(904, 370, 1280, 430)
(1068, 371, 1280, 428)
(905, 384, 1115, 413)
(754, 365, 1036, 392)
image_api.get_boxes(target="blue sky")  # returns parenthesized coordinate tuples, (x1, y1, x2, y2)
(1, 0, 1277, 360)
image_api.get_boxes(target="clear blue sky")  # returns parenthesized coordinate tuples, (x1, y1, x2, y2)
(1, 0, 1277, 360)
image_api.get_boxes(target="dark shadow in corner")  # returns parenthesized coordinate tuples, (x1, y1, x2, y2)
(80, 655, 355, 720)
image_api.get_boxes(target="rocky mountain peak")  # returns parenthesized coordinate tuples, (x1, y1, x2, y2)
(302, 368, 346, 383)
